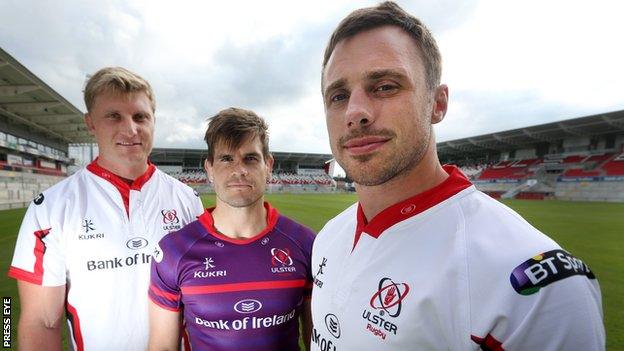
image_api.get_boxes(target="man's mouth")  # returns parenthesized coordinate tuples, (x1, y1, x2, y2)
(117, 142, 142, 146)
(342, 136, 390, 155)
(227, 181, 252, 187)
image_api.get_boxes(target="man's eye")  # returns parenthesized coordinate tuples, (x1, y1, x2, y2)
(330, 93, 347, 103)
(375, 84, 397, 92)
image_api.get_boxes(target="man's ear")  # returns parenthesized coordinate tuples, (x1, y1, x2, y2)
(265, 153, 274, 179)
(85, 113, 96, 134)
(431, 84, 448, 124)
(204, 158, 214, 183)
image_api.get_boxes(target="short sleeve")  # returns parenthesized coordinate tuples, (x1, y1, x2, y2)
(8, 195, 66, 286)
(471, 249, 605, 350)
(148, 238, 182, 311)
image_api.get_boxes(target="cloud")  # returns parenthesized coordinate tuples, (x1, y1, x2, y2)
(439, 0, 624, 140)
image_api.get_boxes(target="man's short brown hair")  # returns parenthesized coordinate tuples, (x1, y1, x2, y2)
(84, 67, 155, 112)
(204, 107, 270, 164)
(323, 1, 442, 90)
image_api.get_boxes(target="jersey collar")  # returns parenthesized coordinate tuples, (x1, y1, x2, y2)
(198, 201, 280, 245)
(87, 158, 156, 216)
(354, 165, 472, 247)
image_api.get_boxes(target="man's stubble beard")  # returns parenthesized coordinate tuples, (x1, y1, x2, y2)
(341, 125, 432, 187)
(215, 184, 265, 209)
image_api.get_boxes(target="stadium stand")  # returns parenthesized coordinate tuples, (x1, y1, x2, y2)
(439, 110, 624, 202)
(0, 171, 65, 209)
(163, 168, 336, 193)
(0, 47, 85, 209)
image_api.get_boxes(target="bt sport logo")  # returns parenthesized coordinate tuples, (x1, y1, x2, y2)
(510, 249, 595, 295)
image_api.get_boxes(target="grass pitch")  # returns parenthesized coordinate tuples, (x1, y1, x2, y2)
(1, 195, 623, 350)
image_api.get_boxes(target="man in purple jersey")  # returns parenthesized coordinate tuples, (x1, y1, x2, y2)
(148, 107, 314, 351)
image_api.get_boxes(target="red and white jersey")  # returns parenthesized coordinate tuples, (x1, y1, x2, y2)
(311, 165, 604, 351)
(8, 160, 203, 351)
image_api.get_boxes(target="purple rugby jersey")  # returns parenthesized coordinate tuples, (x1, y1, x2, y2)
(149, 202, 315, 351)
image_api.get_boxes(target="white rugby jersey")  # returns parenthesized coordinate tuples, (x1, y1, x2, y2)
(311, 165, 604, 351)
(9, 159, 203, 351)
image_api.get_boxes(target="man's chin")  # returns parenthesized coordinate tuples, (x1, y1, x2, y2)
(220, 193, 264, 209)
(113, 152, 148, 162)
(224, 199, 254, 208)
(344, 162, 399, 187)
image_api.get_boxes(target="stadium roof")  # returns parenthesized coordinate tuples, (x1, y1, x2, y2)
(0, 47, 90, 144)
(438, 109, 624, 159)
(271, 151, 333, 164)
(151, 147, 332, 166)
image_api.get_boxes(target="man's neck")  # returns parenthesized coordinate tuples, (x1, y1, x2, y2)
(96, 157, 148, 180)
(211, 199, 267, 239)
(355, 151, 448, 222)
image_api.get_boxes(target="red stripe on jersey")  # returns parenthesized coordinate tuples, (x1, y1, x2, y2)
(149, 295, 181, 312)
(149, 284, 180, 302)
(354, 165, 472, 248)
(181, 279, 306, 295)
(87, 158, 156, 216)
(66, 302, 85, 351)
(8, 228, 51, 285)
(471, 333, 505, 351)
(198, 202, 280, 244)
(33, 228, 50, 280)
(7, 266, 42, 285)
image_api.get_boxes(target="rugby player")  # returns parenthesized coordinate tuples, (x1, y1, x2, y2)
(310, 2, 605, 350)
(148, 107, 314, 351)
(8, 67, 204, 350)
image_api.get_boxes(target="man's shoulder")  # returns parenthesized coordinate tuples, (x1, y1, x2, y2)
(270, 215, 316, 255)
(153, 221, 206, 269)
(459, 190, 556, 248)
(28, 168, 89, 205)
(458, 191, 568, 281)
(150, 169, 202, 207)
(276, 214, 316, 237)
(157, 220, 204, 253)
(152, 168, 197, 192)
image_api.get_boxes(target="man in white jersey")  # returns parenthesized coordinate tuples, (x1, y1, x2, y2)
(311, 2, 605, 350)
(8, 67, 203, 350)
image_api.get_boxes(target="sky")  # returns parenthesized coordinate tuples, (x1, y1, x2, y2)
(1, 0, 623, 155)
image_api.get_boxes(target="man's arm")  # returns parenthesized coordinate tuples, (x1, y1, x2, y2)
(16, 281, 66, 351)
(148, 299, 181, 351)
(300, 299, 312, 351)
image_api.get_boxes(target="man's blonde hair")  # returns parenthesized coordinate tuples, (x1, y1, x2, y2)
(84, 67, 155, 112)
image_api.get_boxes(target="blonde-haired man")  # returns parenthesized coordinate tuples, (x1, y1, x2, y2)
(9, 67, 203, 350)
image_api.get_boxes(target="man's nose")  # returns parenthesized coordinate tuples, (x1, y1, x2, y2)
(120, 116, 138, 136)
(344, 88, 374, 129)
